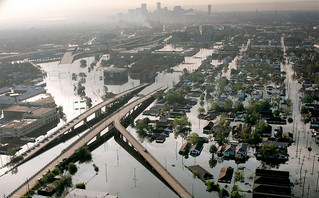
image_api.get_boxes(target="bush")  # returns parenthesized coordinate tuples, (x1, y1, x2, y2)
(219, 188, 229, 197)
(11, 155, 23, 163)
(93, 164, 99, 173)
(75, 183, 86, 189)
(205, 180, 220, 192)
(288, 117, 293, 123)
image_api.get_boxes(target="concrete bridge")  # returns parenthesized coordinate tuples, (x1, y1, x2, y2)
(8, 86, 193, 198)
(9, 83, 149, 169)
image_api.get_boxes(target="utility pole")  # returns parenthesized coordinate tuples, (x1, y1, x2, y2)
(117, 149, 119, 167)
(300, 157, 304, 184)
(175, 141, 178, 160)
(306, 131, 309, 148)
(312, 155, 316, 175)
(133, 167, 137, 188)
(296, 130, 300, 155)
(105, 164, 107, 182)
(316, 172, 319, 192)
(302, 169, 307, 198)
(306, 184, 310, 198)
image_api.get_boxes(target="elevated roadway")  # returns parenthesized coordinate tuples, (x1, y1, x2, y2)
(9, 83, 148, 169)
(9, 86, 192, 198)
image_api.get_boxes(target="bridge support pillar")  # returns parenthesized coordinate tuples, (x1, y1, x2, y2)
(95, 109, 102, 118)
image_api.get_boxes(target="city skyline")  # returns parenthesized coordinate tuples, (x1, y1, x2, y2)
(0, 0, 318, 27)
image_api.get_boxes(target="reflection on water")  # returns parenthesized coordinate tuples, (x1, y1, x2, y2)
(2, 47, 261, 198)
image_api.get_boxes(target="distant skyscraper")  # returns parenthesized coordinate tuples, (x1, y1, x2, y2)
(141, 3, 147, 14)
(208, 5, 212, 15)
(157, 2, 161, 11)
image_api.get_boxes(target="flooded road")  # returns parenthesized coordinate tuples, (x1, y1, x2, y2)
(1, 42, 317, 197)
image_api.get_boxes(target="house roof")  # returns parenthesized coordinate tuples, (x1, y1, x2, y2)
(66, 189, 117, 198)
(218, 167, 234, 183)
(191, 141, 204, 151)
(262, 141, 288, 148)
(188, 165, 213, 181)
(203, 121, 214, 130)
(236, 143, 248, 153)
(225, 144, 237, 152)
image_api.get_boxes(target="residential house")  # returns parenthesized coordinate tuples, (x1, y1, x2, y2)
(203, 121, 214, 134)
(253, 169, 291, 198)
(280, 100, 287, 110)
(156, 116, 173, 130)
(220, 93, 228, 99)
(218, 167, 234, 183)
(252, 90, 261, 99)
(66, 189, 118, 198)
(232, 123, 242, 136)
(235, 143, 248, 159)
(188, 165, 214, 182)
(280, 92, 286, 100)
(179, 142, 191, 155)
(224, 85, 233, 93)
(237, 90, 245, 100)
(224, 144, 237, 157)
(190, 141, 204, 156)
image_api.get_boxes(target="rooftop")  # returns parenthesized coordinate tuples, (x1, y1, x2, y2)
(3, 105, 37, 113)
(22, 93, 53, 104)
(65, 189, 117, 198)
(0, 119, 38, 129)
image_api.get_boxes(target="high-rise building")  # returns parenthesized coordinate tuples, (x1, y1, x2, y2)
(157, 2, 161, 11)
(141, 3, 147, 14)
(208, 5, 212, 15)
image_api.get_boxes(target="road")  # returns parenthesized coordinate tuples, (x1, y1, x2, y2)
(0, 47, 66, 61)
(60, 51, 74, 64)
(3, 83, 148, 174)
(114, 120, 193, 198)
(9, 86, 166, 198)
(281, 36, 319, 197)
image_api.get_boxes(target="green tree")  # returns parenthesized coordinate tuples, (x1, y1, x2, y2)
(53, 174, 72, 195)
(68, 162, 78, 175)
(200, 93, 205, 101)
(211, 101, 221, 112)
(234, 102, 245, 112)
(160, 104, 170, 114)
(7, 148, 16, 159)
(85, 96, 93, 108)
(260, 143, 278, 158)
(209, 144, 218, 158)
(93, 164, 99, 173)
(223, 99, 233, 112)
(76, 146, 92, 163)
(165, 89, 186, 105)
(188, 133, 200, 144)
(80, 59, 87, 67)
(136, 118, 153, 140)
(254, 120, 267, 135)
(94, 54, 100, 61)
(198, 107, 205, 115)
(56, 106, 67, 122)
(219, 188, 230, 198)
(174, 116, 191, 139)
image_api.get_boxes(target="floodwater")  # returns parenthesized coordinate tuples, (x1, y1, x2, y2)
(0, 43, 318, 197)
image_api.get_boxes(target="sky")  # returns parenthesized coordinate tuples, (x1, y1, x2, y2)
(0, 0, 318, 26)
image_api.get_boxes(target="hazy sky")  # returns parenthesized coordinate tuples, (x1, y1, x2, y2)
(0, 0, 318, 26)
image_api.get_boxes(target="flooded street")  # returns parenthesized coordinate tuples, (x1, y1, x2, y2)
(1, 42, 318, 197)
